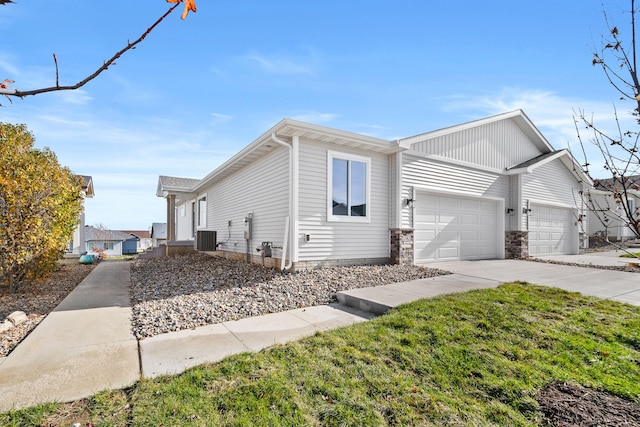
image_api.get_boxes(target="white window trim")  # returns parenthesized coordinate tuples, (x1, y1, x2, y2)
(327, 150, 371, 223)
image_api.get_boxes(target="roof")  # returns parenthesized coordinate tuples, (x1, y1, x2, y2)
(156, 175, 200, 199)
(81, 175, 94, 198)
(398, 110, 554, 154)
(506, 149, 592, 185)
(120, 230, 151, 239)
(85, 226, 134, 242)
(191, 118, 404, 193)
(592, 174, 640, 196)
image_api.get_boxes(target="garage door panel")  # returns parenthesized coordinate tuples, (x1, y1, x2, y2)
(461, 199, 479, 209)
(460, 214, 479, 225)
(415, 192, 499, 263)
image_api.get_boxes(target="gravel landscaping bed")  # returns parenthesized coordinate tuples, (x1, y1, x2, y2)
(0, 261, 96, 357)
(130, 253, 450, 339)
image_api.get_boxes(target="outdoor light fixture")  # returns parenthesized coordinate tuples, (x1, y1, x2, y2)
(506, 208, 514, 214)
(404, 198, 414, 208)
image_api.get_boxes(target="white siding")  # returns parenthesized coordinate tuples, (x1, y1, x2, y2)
(297, 139, 390, 262)
(522, 160, 584, 253)
(401, 154, 508, 228)
(587, 192, 638, 239)
(523, 160, 581, 203)
(199, 147, 290, 259)
(522, 160, 583, 230)
(410, 119, 541, 170)
(389, 152, 400, 228)
(176, 200, 195, 240)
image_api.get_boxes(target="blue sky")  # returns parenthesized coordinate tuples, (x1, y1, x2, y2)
(0, 0, 633, 230)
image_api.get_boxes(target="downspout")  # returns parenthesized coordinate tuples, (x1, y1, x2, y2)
(270, 133, 295, 270)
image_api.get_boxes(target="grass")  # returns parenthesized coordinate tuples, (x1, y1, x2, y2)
(621, 251, 640, 258)
(3, 282, 640, 426)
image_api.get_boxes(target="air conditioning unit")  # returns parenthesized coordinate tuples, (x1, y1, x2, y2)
(196, 230, 217, 251)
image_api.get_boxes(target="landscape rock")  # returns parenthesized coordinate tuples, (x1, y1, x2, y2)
(130, 253, 450, 339)
(7, 311, 28, 326)
(0, 321, 13, 334)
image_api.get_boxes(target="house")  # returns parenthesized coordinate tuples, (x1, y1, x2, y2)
(586, 175, 640, 241)
(69, 175, 95, 255)
(156, 110, 591, 270)
(84, 226, 138, 257)
(120, 230, 153, 253)
(150, 222, 168, 247)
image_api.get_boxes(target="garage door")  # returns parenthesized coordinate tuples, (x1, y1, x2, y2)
(528, 204, 574, 256)
(414, 193, 499, 263)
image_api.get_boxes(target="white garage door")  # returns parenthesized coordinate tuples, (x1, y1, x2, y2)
(528, 204, 574, 256)
(414, 193, 499, 263)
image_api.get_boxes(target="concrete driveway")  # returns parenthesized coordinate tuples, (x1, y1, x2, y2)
(426, 251, 640, 306)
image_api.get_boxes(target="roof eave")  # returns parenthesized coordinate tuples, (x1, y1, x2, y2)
(193, 118, 403, 192)
(398, 110, 555, 153)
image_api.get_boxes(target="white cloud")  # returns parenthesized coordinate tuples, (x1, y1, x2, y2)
(210, 112, 234, 125)
(0, 55, 19, 77)
(289, 110, 338, 123)
(244, 51, 315, 75)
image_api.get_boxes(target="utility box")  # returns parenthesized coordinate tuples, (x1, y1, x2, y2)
(196, 230, 217, 251)
(244, 213, 253, 239)
(260, 241, 272, 257)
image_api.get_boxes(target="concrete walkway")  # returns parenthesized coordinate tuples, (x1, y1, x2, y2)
(1, 252, 639, 411)
(0, 261, 139, 412)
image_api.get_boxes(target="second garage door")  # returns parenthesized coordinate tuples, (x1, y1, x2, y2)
(528, 204, 575, 256)
(414, 192, 500, 263)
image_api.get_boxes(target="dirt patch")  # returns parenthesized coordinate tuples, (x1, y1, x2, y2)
(536, 382, 640, 426)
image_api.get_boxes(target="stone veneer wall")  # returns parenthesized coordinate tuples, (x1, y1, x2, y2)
(390, 228, 414, 265)
(505, 231, 528, 259)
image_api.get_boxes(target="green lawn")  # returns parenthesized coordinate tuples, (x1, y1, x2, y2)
(621, 252, 640, 258)
(3, 283, 640, 426)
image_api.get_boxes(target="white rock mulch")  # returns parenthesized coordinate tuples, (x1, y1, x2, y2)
(130, 253, 450, 339)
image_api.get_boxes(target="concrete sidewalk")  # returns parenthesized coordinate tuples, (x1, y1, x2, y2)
(2, 252, 639, 412)
(0, 261, 139, 412)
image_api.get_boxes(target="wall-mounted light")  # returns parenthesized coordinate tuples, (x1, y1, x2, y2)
(404, 198, 414, 208)
(506, 208, 514, 214)
(523, 207, 532, 214)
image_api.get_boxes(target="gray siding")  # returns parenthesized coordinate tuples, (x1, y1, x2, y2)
(410, 119, 541, 170)
(297, 139, 391, 262)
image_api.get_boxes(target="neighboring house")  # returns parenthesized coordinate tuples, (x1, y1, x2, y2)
(69, 175, 95, 255)
(120, 230, 153, 253)
(156, 110, 591, 270)
(85, 226, 138, 257)
(151, 223, 168, 247)
(586, 175, 640, 241)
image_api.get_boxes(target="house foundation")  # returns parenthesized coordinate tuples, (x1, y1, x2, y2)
(505, 231, 528, 259)
(390, 228, 414, 265)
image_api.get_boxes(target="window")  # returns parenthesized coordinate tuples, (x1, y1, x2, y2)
(198, 197, 207, 228)
(178, 205, 186, 217)
(328, 151, 370, 221)
(103, 242, 114, 250)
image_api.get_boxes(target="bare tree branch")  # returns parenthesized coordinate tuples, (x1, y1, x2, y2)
(575, 1, 640, 241)
(4, 2, 180, 99)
